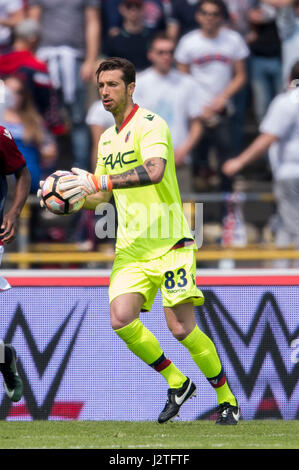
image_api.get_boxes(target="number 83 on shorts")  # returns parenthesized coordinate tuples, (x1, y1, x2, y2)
(109, 247, 204, 311)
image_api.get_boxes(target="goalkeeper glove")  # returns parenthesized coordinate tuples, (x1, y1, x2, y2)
(58, 168, 113, 204)
(37, 180, 46, 209)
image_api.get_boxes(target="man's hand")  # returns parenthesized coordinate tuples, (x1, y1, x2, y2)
(0, 210, 19, 245)
(208, 94, 228, 114)
(174, 147, 187, 167)
(200, 105, 216, 123)
(80, 60, 94, 82)
(58, 168, 112, 204)
(222, 158, 244, 177)
(1, 166, 31, 244)
(222, 134, 277, 178)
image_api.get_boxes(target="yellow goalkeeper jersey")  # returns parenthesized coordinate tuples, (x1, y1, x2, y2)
(95, 104, 195, 260)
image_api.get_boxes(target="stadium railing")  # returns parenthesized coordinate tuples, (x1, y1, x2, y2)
(3, 247, 299, 268)
(5, 192, 298, 268)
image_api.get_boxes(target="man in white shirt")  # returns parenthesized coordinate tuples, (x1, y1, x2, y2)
(134, 32, 203, 192)
(175, 0, 249, 191)
(86, 99, 115, 171)
(223, 60, 299, 263)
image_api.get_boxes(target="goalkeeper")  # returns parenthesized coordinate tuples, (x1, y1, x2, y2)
(41, 57, 239, 424)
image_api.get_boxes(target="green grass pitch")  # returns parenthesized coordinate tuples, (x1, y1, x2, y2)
(0, 420, 298, 449)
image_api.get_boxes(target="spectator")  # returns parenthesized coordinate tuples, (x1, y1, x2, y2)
(86, 99, 114, 171)
(263, 0, 299, 87)
(1, 76, 57, 193)
(0, 19, 66, 136)
(0, 0, 24, 51)
(134, 33, 203, 192)
(175, 0, 249, 191)
(143, 0, 167, 31)
(84, 59, 114, 171)
(101, 0, 166, 44)
(166, 0, 201, 43)
(101, 0, 123, 53)
(223, 1, 255, 154)
(247, 1, 282, 123)
(28, 0, 101, 170)
(223, 60, 299, 267)
(104, 0, 155, 72)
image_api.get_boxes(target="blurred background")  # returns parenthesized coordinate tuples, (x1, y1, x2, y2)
(1, 0, 299, 270)
(0, 0, 298, 424)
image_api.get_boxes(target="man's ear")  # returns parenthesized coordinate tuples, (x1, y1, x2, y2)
(128, 82, 136, 97)
(195, 10, 201, 25)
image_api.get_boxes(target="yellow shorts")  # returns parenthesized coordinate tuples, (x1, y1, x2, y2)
(109, 247, 204, 311)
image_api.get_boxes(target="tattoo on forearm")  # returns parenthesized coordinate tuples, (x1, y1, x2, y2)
(110, 158, 166, 189)
(135, 166, 152, 185)
(110, 168, 143, 189)
(145, 158, 166, 174)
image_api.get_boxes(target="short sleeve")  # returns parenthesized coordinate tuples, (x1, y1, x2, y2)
(0, 128, 26, 175)
(259, 94, 297, 138)
(86, 101, 114, 128)
(138, 117, 169, 163)
(174, 35, 192, 65)
(231, 33, 250, 61)
(86, 102, 101, 126)
(94, 139, 107, 176)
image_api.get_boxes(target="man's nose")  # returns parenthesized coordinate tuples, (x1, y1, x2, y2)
(101, 85, 109, 96)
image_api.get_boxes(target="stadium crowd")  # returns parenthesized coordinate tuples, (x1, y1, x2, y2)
(1, 0, 299, 256)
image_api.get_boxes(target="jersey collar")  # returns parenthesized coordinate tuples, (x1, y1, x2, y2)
(115, 104, 139, 134)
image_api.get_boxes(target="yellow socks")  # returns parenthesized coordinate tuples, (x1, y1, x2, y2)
(115, 318, 187, 389)
(115, 319, 236, 405)
(180, 325, 236, 406)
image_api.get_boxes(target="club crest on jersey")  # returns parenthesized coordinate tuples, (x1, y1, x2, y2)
(125, 131, 131, 143)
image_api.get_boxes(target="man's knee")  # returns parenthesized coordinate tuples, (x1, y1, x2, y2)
(110, 294, 143, 330)
(168, 322, 193, 342)
(110, 304, 132, 330)
(165, 303, 196, 341)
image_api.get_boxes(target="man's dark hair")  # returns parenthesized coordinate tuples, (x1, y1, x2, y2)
(149, 31, 174, 50)
(197, 0, 229, 19)
(290, 60, 299, 82)
(96, 57, 136, 87)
